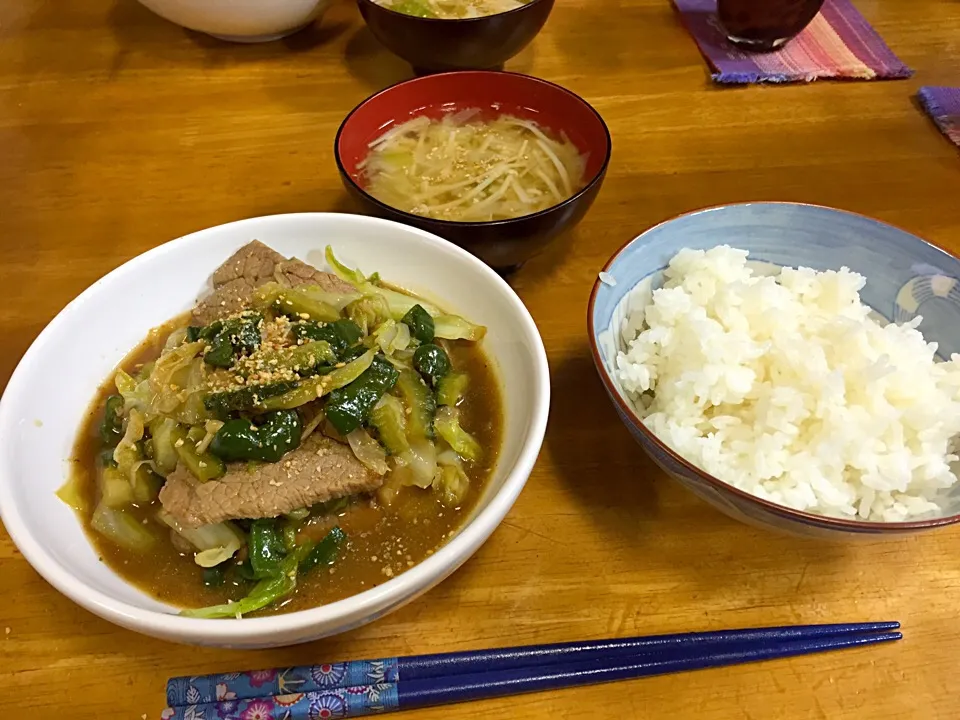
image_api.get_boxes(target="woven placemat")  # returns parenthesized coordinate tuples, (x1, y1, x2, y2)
(917, 87, 960, 148)
(673, 0, 912, 84)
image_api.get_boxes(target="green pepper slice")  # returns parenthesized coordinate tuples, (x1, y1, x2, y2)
(202, 565, 226, 587)
(199, 312, 263, 369)
(298, 527, 346, 575)
(209, 410, 303, 463)
(292, 319, 363, 357)
(401, 304, 435, 344)
(324, 355, 400, 435)
(413, 343, 451, 387)
(248, 519, 287, 579)
(204, 381, 299, 420)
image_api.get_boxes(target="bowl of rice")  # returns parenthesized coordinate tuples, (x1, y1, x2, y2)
(588, 202, 960, 539)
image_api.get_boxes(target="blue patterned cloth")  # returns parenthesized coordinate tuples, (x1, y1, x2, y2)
(167, 659, 401, 706)
(163, 683, 400, 720)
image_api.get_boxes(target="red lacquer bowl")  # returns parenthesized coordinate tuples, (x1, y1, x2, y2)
(334, 71, 612, 271)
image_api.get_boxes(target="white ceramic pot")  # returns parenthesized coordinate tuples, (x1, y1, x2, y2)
(0, 213, 550, 648)
(137, 0, 335, 42)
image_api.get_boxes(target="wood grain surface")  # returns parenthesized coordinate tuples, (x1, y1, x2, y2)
(2, 1, 960, 718)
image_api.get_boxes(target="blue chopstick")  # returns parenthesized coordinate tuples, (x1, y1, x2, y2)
(162, 630, 900, 719)
(396, 620, 901, 682)
(397, 632, 902, 710)
(166, 621, 899, 706)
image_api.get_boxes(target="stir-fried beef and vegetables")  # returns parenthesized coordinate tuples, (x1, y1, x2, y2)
(60, 242, 502, 618)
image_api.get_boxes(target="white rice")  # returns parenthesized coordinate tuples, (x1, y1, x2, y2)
(615, 245, 960, 522)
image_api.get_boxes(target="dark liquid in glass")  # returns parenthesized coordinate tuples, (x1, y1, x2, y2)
(718, 0, 826, 51)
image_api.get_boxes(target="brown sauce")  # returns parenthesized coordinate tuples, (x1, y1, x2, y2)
(67, 316, 502, 616)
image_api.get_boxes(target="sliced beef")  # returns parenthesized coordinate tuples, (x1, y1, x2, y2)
(158, 433, 383, 528)
(192, 240, 356, 326)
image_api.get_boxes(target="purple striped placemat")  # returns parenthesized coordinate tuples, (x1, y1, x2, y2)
(917, 87, 960, 148)
(672, 0, 912, 84)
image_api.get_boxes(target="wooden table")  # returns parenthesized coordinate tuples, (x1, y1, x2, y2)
(2, 0, 959, 717)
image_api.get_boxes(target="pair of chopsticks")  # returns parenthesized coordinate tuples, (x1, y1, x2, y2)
(163, 621, 901, 719)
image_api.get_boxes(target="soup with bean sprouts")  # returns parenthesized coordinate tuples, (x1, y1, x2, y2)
(373, 0, 531, 19)
(359, 111, 587, 223)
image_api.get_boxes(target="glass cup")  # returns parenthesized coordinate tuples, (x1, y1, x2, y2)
(717, 0, 826, 52)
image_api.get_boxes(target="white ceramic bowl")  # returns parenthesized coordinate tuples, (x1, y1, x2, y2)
(137, 0, 334, 43)
(0, 213, 549, 648)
